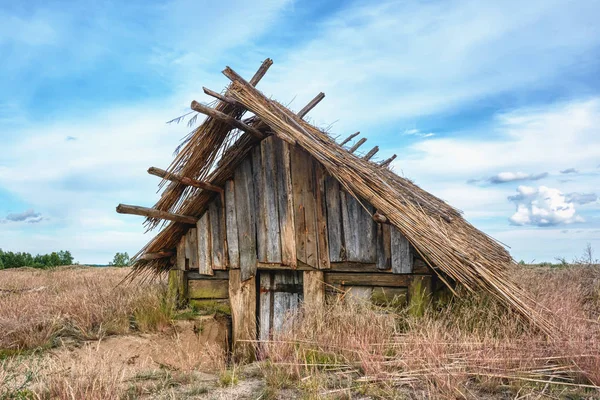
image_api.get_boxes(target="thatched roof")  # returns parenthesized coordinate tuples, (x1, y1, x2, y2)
(125, 59, 552, 333)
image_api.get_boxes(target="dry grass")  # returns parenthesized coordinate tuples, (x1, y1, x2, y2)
(0, 266, 171, 352)
(260, 265, 600, 399)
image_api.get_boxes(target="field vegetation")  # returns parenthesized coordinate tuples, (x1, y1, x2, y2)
(0, 260, 599, 399)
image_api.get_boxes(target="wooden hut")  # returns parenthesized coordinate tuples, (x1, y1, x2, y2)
(117, 59, 551, 356)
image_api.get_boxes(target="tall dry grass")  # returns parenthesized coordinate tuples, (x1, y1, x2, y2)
(0, 266, 171, 352)
(260, 265, 600, 399)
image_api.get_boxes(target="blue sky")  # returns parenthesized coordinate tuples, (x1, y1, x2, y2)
(1, 0, 599, 264)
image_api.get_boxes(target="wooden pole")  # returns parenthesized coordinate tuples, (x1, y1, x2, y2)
(203, 87, 242, 108)
(349, 137, 367, 153)
(379, 154, 397, 168)
(363, 146, 379, 161)
(297, 92, 325, 118)
(148, 167, 223, 193)
(190, 101, 264, 140)
(116, 204, 198, 225)
(140, 251, 175, 261)
(249, 58, 273, 86)
(340, 132, 360, 146)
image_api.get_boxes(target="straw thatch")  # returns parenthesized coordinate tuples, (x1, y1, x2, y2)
(126, 59, 552, 333)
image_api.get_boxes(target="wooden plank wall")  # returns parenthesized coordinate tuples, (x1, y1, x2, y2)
(183, 135, 414, 281)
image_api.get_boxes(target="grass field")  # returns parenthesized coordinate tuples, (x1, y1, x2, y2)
(1, 265, 599, 399)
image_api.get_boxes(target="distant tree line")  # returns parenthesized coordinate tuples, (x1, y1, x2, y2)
(0, 249, 74, 269)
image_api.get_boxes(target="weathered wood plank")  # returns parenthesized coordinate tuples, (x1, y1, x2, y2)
(274, 138, 296, 267)
(167, 269, 187, 309)
(272, 272, 302, 334)
(340, 191, 359, 261)
(391, 227, 412, 274)
(116, 204, 197, 225)
(341, 192, 377, 263)
(303, 270, 324, 307)
(261, 136, 282, 263)
(376, 223, 392, 270)
(186, 270, 229, 280)
(315, 164, 330, 269)
(225, 180, 240, 269)
(325, 177, 343, 262)
(259, 273, 272, 342)
(185, 228, 199, 271)
(235, 156, 258, 281)
(176, 235, 187, 270)
(291, 147, 319, 267)
(229, 269, 257, 361)
(324, 272, 412, 288)
(197, 214, 213, 276)
(188, 279, 229, 299)
(209, 197, 226, 270)
(252, 146, 266, 262)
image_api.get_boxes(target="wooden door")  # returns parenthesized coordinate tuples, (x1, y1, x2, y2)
(258, 271, 303, 342)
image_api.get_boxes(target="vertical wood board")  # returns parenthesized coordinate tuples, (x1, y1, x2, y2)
(225, 180, 240, 269)
(273, 138, 297, 267)
(196, 214, 213, 276)
(209, 197, 226, 270)
(315, 164, 330, 269)
(229, 269, 256, 361)
(290, 147, 318, 268)
(260, 136, 282, 263)
(234, 156, 258, 281)
(391, 227, 412, 274)
(325, 177, 343, 262)
(185, 228, 199, 271)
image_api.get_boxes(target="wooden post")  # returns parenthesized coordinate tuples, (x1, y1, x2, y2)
(348, 138, 367, 153)
(116, 204, 198, 225)
(228, 269, 256, 362)
(408, 275, 432, 317)
(340, 132, 360, 146)
(168, 236, 188, 309)
(297, 92, 325, 118)
(148, 167, 223, 193)
(379, 154, 397, 168)
(363, 146, 379, 161)
(303, 271, 325, 308)
(190, 100, 264, 140)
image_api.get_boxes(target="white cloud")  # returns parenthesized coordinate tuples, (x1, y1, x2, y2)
(560, 168, 579, 174)
(403, 129, 435, 138)
(487, 171, 548, 184)
(566, 192, 598, 205)
(508, 185, 584, 227)
(4, 209, 43, 223)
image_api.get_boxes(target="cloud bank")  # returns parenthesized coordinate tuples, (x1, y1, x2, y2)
(508, 186, 584, 227)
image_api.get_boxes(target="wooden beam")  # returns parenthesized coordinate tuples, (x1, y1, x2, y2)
(249, 58, 273, 86)
(363, 146, 379, 161)
(340, 132, 360, 146)
(190, 100, 264, 140)
(148, 167, 223, 193)
(116, 204, 198, 225)
(139, 251, 175, 261)
(379, 154, 397, 168)
(297, 92, 325, 118)
(349, 137, 367, 153)
(203, 87, 243, 108)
